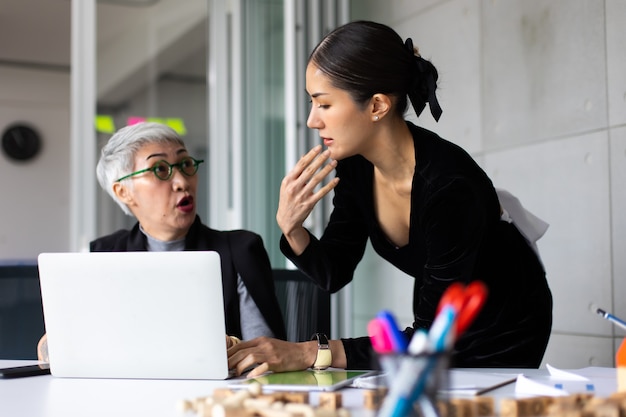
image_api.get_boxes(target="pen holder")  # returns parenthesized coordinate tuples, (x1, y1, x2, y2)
(376, 352, 450, 417)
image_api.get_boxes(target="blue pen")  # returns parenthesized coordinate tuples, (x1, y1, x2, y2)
(596, 308, 626, 332)
(376, 310, 409, 353)
(427, 305, 457, 352)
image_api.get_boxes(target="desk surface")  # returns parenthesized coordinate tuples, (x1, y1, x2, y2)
(0, 360, 619, 417)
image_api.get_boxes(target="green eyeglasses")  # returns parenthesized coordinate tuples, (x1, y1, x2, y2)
(116, 156, 204, 182)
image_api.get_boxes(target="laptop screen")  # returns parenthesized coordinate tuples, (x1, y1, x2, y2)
(38, 251, 229, 380)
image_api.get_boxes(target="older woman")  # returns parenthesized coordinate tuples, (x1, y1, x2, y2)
(92, 121, 286, 340)
(38, 122, 285, 361)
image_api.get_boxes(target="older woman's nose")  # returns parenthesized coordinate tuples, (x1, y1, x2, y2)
(171, 169, 190, 191)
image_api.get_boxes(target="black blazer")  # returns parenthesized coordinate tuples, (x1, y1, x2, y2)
(90, 216, 286, 340)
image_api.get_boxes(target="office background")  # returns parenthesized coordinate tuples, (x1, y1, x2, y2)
(1, 0, 625, 368)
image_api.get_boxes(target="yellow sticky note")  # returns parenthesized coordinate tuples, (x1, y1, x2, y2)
(95, 115, 115, 134)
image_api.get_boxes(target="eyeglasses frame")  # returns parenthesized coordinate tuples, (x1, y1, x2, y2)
(116, 156, 205, 182)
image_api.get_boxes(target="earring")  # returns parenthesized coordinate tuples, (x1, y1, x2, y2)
(374, 115, 379, 121)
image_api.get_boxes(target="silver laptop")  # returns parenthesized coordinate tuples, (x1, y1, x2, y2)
(37, 251, 229, 380)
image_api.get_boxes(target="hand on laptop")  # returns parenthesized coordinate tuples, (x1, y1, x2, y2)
(226, 335, 241, 348)
(37, 334, 49, 363)
(227, 336, 319, 378)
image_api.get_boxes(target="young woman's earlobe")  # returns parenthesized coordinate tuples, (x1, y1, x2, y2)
(370, 93, 392, 121)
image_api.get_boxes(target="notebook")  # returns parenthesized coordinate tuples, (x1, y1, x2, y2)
(37, 251, 229, 380)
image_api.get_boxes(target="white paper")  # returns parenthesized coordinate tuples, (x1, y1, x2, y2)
(515, 375, 570, 397)
(546, 364, 590, 381)
(514, 366, 597, 396)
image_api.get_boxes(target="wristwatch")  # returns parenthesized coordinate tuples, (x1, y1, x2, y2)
(311, 333, 332, 370)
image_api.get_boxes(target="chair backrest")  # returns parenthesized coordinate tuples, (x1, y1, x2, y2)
(272, 269, 331, 343)
(0, 263, 45, 359)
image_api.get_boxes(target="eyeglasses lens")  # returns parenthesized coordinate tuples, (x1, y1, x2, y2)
(151, 157, 199, 180)
(180, 157, 198, 176)
(153, 161, 173, 180)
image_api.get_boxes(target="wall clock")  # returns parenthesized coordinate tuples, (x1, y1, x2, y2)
(1, 124, 42, 161)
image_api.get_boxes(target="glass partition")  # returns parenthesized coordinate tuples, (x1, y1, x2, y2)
(94, 0, 209, 237)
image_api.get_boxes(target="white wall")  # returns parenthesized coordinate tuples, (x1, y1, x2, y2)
(0, 66, 71, 261)
(351, 0, 626, 368)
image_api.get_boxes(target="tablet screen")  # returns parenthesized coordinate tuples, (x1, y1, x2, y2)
(229, 369, 376, 391)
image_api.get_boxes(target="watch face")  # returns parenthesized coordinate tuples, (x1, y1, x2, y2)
(2, 124, 42, 161)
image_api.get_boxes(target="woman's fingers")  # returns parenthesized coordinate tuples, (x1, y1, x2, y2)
(285, 146, 332, 190)
(245, 362, 269, 378)
(289, 149, 337, 201)
(288, 145, 323, 180)
(227, 337, 309, 378)
(277, 146, 338, 234)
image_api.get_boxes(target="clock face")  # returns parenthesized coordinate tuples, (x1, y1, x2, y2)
(1, 124, 42, 161)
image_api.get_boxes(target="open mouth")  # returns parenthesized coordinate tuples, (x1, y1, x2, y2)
(177, 196, 194, 211)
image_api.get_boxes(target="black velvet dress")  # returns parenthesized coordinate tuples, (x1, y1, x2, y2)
(280, 121, 552, 369)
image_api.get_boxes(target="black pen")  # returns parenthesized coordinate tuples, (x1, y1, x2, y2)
(595, 307, 626, 332)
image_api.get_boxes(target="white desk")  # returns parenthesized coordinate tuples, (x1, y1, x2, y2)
(0, 360, 619, 417)
(0, 360, 373, 417)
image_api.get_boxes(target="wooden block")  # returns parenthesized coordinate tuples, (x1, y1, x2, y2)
(582, 402, 620, 417)
(210, 403, 259, 417)
(313, 408, 349, 417)
(212, 388, 236, 401)
(243, 397, 278, 409)
(547, 402, 579, 417)
(284, 402, 316, 417)
(318, 392, 342, 410)
(437, 400, 450, 417)
(177, 399, 195, 413)
(500, 396, 554, 417)
(282, 392, 310, 404)
(448, 398, 475, 417)
(547, 394, 595, 416)
(221, 390, 253, 408)
(473, 397, 495, 417)
(362, 389, 386, 410)
(609, 391, 626, 401)
(246, 382, 263, 397)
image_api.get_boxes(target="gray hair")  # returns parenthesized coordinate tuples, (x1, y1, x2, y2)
(96, 122, 186, 216)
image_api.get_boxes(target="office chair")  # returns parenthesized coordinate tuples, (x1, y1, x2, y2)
(0, 264, 45, 359)
(272, 269, 331, 342)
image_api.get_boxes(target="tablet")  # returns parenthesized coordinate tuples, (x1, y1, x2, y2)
(228, 369, 377, 392)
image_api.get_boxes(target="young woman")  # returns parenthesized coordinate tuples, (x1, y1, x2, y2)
(227, 20, 552, 377)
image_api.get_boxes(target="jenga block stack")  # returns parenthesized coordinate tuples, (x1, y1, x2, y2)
(446, 397, 494, 417)
(500, 396, 554, 417)
(473, 397, 496, 417)
(447, 398, 475, 417)
(362, 388, 387, 410)
(212, 388, 236, 401)
(282, 392, 310, 404)
(582, 402, 620, 417)
(318, 392, 342, 410)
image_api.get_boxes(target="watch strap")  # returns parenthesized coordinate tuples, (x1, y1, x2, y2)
(311, 333, 331, 370)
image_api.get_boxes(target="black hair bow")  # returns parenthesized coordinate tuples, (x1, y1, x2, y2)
(405, 38, 443, 122)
